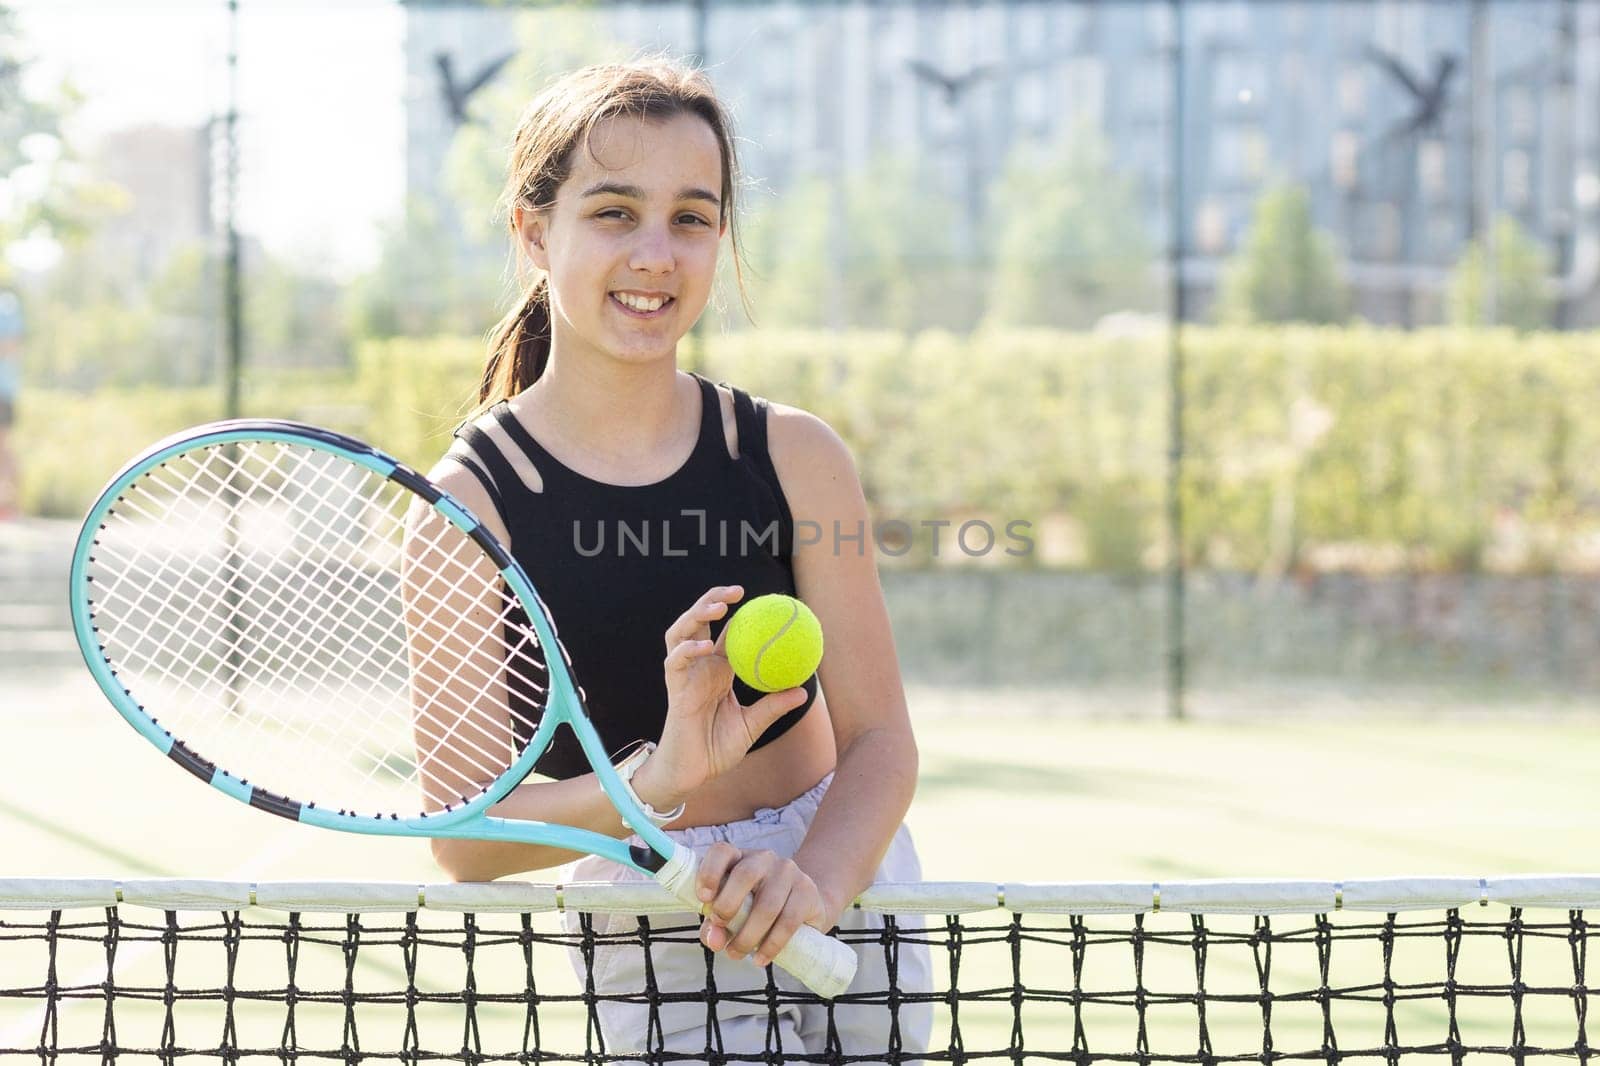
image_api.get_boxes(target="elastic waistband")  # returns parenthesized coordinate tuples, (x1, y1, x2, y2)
(664, 771, 835, 848)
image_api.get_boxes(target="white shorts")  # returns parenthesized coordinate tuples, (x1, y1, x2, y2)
(563, 772, 932, 1062)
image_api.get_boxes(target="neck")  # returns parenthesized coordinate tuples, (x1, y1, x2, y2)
(513, 354, 693, 463)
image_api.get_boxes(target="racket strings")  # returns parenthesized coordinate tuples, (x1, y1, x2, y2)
(95, 450, 426, 792)
(96, 507, 393, 736)
(104, 449, 397, 674)
(87, 439, 563, 818)
(97, 456, 427, 776)
(201, 441, 518, 806)
(396, 507, 558, 807)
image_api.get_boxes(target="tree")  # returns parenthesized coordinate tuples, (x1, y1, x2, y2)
(982, 123, 1155, 329)
(0, 4, 119, 285)
(1447, 214, 1552, 331)
(732, 175, 833, 330)
(731, 153, 966, 332)
(343, 197, 504, 341)
(1217, 184, 1348, 325)
(837, 154, 970, 330)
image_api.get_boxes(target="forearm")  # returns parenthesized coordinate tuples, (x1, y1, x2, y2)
(790, 725, 919, 922)
(432, 763, 685, 882)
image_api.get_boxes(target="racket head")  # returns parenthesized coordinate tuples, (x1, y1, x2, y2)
(70, 419, 857, 998)
(69, 420, 586, 829)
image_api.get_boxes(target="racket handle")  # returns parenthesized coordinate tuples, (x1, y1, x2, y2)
(655, 844, 859, 999)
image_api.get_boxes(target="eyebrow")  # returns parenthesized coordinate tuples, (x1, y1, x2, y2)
(579, 181, 721, 209)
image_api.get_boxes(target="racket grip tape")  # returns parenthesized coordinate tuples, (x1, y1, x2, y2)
(654, 843, 858, 999)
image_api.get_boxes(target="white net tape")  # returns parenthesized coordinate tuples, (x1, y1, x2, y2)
(4, 877, 1599, 915)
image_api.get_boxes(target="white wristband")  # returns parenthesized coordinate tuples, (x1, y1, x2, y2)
(614, 742, 687, 829)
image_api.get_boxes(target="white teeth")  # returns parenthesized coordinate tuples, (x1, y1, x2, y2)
(614, 293, 669, 312)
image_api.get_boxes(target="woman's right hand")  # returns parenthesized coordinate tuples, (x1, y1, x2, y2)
(632, 585, 809, 811)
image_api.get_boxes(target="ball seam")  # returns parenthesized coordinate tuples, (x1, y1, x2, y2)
(751, 601, 799, 691)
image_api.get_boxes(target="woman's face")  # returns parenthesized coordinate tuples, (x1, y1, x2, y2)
(519, 110, 727, 369)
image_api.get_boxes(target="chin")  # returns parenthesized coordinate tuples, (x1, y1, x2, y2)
(604, 341, 681, 366)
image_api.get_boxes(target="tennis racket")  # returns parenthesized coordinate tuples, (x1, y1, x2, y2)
(68, 419, 857, 998)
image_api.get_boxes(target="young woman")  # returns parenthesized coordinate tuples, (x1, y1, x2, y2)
(427, 59, 930, 1056)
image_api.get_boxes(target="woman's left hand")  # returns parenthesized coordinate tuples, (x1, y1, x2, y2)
(646, 585, 809, 804)
(694, 842, 838, 969)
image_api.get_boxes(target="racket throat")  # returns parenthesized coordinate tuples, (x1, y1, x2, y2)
(630, 842, 668, 873)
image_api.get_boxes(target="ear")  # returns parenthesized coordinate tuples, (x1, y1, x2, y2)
(514, 205, 550, 272)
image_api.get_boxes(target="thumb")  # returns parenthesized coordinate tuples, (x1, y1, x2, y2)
(742, 686, 807, 735)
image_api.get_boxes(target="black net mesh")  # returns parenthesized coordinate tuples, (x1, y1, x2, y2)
(1, 883, 1594, 1065)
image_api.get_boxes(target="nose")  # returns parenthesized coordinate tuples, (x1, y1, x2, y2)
(629, 222, 675, 275)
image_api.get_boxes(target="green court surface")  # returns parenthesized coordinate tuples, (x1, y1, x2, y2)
(4, 669, 1596, 884)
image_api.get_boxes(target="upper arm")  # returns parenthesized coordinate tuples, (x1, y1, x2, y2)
(429, 439, 515, 551)
(401, 482, 520, 814)
(766, 404, 913, 754)
(403, 438, 529, 814)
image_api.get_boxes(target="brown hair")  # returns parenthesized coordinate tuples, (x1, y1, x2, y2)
(475, 58, 751, 416)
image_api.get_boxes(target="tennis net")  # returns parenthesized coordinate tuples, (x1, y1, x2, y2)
(2, 876, 1595, 1064)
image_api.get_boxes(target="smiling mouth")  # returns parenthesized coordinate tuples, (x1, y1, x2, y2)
(610, 294, 675, 318)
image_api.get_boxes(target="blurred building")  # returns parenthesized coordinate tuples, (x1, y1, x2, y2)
(401, 0, 1600, 327)
(90, 125, 212, 285)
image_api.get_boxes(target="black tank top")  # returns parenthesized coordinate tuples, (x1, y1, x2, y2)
(448, 372, 817, 780)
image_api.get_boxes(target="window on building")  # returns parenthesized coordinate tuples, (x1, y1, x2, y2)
(1207, 1, 1250, 40)
(1016, 70, 1048, 129)
(1215, 124, 1269, 183)
(1369, 201, 1401, 259)
(1428, 211, 1459, 261)
(1128, 62, 1171, 119)
(1503, 149, 1531, 210)
(1126, 127, 1168, 179)
(1212, 55, 1266, 112)
(1015, 3, 1047, 51)
(1418, 139, 1447, 200)
(1144, 5, 1174, 50)
(1505, 85, 1537, 143)
(1332, 130, 1360, 190)
(1338, 67, 1365, 118)
(1196, 199, 1228, 254)
(1280, 52, 1306, 96)
(1062, 56, 1105, 124)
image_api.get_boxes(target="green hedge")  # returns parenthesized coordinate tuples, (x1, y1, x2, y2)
(18, 338, 479, 518)
(22, 327, 1600, 574)
(699, 325, 1600, 572)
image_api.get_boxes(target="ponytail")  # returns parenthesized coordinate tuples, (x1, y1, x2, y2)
(475, 279, 551, 414)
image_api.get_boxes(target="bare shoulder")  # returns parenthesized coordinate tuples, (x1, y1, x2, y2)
(768, 400, 853, 461)
(765, 402, 861, 513)
(423, 436, 514, 548)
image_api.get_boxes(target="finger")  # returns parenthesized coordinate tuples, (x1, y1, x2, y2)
(700, 915, 728, 953)
(751, 896, 811, 969)
(696, 842, 741, 905)
(663, 591, 724, 649)
(709, 851, 774, 928)
(664, 586, 744, 651)
(663, 638, 719, 672)
(742, 687, 809, 734)
(697, 841, 748, 955)
(728, 878, 793, 960)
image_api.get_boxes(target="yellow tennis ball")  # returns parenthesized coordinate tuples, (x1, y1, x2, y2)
(724, 594, 824, 693)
